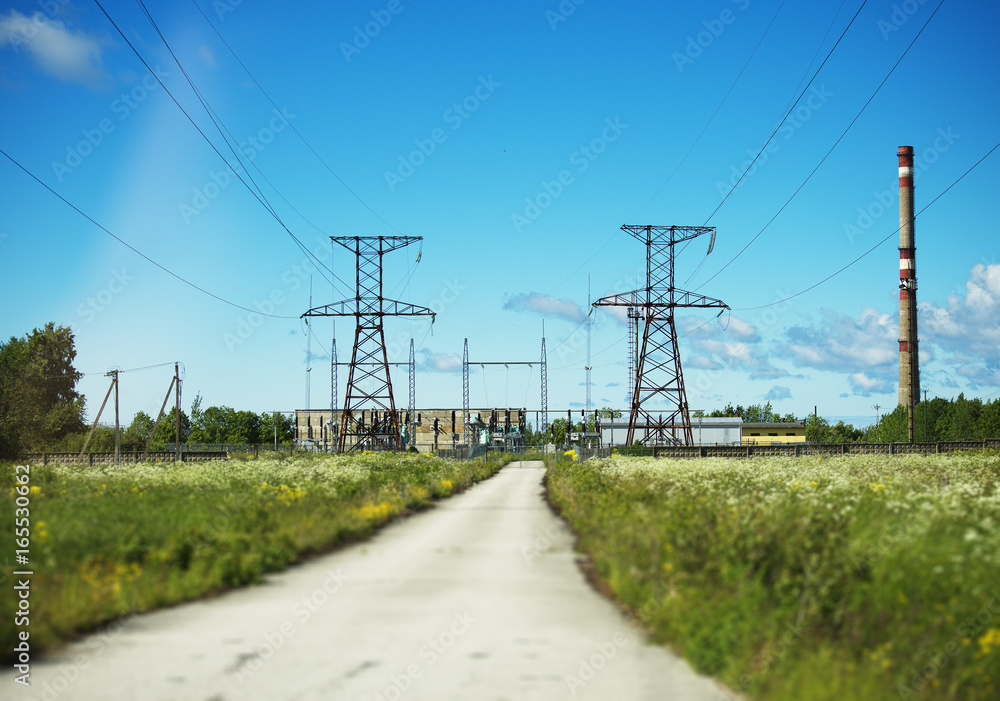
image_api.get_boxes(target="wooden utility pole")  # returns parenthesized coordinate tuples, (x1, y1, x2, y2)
(174, 362, 181, 461)
(80, 372, 116, 456)
(113, 369, 120, 465)
(145, 373, 177, 458)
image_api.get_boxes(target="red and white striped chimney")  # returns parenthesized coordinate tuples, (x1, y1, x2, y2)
(897, 146, 919, 414)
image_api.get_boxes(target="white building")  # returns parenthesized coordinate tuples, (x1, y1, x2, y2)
(598, 416, 742, 446)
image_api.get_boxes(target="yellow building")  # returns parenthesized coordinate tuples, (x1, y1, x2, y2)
(742, 421, 807, 445)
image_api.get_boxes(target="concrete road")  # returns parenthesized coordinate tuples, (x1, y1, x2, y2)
(10, 462, 729, 700)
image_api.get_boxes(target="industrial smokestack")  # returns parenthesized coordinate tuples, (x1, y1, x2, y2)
(897, 146, 919, 441)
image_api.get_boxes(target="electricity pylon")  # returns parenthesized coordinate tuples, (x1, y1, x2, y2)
(594, 225, 728, 446)
(303, 236, 434, 452)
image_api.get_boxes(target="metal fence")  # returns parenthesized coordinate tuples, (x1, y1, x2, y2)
(571, 439, 1000, 461)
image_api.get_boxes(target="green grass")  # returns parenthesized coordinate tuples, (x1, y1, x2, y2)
(547, 452, 1000, 700)
(1, 451, 514, 660)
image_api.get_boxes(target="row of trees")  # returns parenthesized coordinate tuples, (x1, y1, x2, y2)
(0, 323, 296, 457)
(703, 397, 1000, 443)
(59, 398, 296, 453)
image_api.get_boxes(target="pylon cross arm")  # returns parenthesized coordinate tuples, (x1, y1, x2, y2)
(302, 299, 436, 319)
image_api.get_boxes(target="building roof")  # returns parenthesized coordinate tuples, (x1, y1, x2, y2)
(742, 421, 806, 429)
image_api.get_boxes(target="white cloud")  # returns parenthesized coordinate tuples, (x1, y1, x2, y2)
(785, 307, 898, 373)
(848, 372, 894, 397)
(419, 351, 462, 373)
(502, 292, 586, 323)
(765, 385, 792, 401)
(923, 264, 1000, 367)
(0, 11, 111, 89)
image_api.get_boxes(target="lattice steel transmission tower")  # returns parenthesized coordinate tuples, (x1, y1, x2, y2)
(540, 329, 548, 435)
(408, 338, 416, 448)
(303, 236, 434, 452)
(330, 337, 338, 447)
(594, 225, 728, 446)
(462, 338, 470, 449)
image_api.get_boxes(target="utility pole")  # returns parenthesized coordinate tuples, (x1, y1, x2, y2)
(80, 371, 118, 457)
(113, 369, 120, 465)
(923, 389, 928, 440)
(174, 362, 181, 460)
(594, 225, 727, 446)
(873, 403, 881, 428)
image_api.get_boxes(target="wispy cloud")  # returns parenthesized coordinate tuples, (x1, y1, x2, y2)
(502, 292, 586, 323)
(765, 385, 792, 401)
(419, 350, 462, 373)
(0, 11, 111, 89)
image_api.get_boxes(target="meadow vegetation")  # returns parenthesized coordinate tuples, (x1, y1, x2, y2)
(1, 451, 510, 660)
(548, 452, 1000, 700)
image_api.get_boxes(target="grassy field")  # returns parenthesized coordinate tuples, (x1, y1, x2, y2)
(547, 452, 1000, 700)
(1, 451, 512, 660)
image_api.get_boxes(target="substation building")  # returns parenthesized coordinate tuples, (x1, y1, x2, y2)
(294, 408, 527, 453)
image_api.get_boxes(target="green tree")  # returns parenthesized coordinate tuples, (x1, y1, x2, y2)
(152, 407, 190, 448)
(123, 411, 155, 451)
(976, 399, 1000, 439)
(0, 323, 85, 456)
(260, 412, 294, 446)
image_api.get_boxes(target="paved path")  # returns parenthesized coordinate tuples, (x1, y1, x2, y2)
(10, 462, 728, 700)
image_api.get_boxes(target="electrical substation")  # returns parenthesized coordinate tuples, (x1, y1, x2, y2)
(300, 148, 927, 453)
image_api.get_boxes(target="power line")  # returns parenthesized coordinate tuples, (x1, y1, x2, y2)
(701, 0, 871, 227)
(94, 0, 350, 297)
(132, 0, 351, 297)
(628, 0, 790, 223)
(0, 147, 298, 319)
(733, 140, 1000, 311)
(694, 0, 945, 291)
(683, 0, 848, 284)
(190, 0, 405, 236)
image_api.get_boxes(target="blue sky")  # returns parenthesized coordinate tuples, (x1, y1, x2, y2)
(1, 0, 998, 429)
